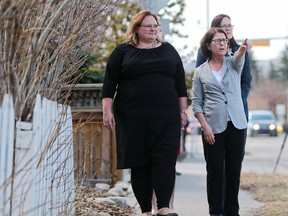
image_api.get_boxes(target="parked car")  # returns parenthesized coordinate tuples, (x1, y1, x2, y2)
(247, 110, 278, 137)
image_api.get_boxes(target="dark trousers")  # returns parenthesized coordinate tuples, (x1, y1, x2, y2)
(130, 152, 177, 212)
(202, 121, 245, 216)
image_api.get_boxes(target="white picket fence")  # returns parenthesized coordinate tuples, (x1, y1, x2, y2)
(0, 94, 75, 216)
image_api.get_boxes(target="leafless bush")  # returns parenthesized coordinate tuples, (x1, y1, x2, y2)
(0, 0, 119, 121)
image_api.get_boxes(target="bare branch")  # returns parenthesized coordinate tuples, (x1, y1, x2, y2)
(0, 0, 119, 121)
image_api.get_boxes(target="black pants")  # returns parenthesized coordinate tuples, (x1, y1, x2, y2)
(202, 121, 245, 216)
(130, 155, 177, 212)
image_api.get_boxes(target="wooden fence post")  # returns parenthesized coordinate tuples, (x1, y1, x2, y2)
(64, 84, 122, 185)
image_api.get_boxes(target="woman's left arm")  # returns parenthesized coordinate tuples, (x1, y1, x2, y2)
(233, 39, 253, 72)
(170, 43, 188, 128)
(179, 97, 188, 129)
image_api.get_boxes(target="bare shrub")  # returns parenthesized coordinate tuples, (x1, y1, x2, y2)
(0, 0, 119, 121)
(0, 0, 119, 215)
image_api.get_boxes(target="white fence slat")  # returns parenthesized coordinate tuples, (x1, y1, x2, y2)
(38, 95, 75, 216)
(13, 121, 36, 216)
(0, 94, 14, 216)
(58, 105, 75, 215)
(41, 98, 50, 215)
(56, 104, 66, 214)
(66, 106, 75, 215)
(32, 94, 44, 216)
(50, 99, 58, 216)
(37, 97, 55, 216)
(1, 94, 75, 216)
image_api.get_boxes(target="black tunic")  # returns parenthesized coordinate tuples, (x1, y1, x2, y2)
(102, 42, 187, 169)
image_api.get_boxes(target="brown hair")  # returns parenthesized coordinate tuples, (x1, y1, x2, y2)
(125, 10, 164, 46)
(210, 14, 238, 47)
(200, 27, 228, 59)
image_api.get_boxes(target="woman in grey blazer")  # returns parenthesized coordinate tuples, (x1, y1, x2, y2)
(192, 28, 252, 216)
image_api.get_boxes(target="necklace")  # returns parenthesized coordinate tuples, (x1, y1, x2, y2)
(137, 41, 157, 49)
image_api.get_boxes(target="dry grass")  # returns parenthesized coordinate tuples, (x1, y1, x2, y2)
(241, 172, 288, 216)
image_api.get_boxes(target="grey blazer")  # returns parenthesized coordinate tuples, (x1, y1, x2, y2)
(192, 55, 247, 134)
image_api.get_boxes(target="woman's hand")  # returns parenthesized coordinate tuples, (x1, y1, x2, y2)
(103, 110, 115, 130)
(194, 113, 215, 144)
(243, 38, 253, 52)
(180, 112, 188, 134)
(239, 38, 253, 53)
(202, 123, 215, 145)
(102, 98, 115, 131)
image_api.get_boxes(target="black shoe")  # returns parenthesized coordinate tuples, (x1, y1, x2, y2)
(157, 213, 178, 216)
(210, 214, 224, 216)
(176, 171, 181, 176)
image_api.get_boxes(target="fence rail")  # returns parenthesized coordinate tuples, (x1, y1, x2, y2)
(0, 94, 75, 216)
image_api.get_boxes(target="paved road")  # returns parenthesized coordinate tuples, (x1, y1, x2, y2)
(243, 133, 288, 174)
(130, 133, 288, 215)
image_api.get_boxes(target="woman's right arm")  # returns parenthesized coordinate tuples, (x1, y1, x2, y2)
(192, 70, 215, 145)
(101, 45, 124, 130)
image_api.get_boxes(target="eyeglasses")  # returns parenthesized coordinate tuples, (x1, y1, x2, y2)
(219, 24, 234, 30)
(139, 24, 161, 29)
(211, 39, 229, 44)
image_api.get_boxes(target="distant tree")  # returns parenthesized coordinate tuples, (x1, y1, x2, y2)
(268, 61, 279, 80)
(278, 43, 288, 82)
(158, 0, 187, 38)
(249, 50, 261, 87)
(267, 43, 288, 83)
(72, 53, 105, 83)
(185, 71, 194, 90)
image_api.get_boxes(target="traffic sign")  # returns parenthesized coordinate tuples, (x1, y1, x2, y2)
(251, 40, 270, 46)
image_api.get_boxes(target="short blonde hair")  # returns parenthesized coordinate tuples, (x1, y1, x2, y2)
(125, 10, 164, 46)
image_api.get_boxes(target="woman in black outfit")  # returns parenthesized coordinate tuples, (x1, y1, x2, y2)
(101, 10, 187, 216)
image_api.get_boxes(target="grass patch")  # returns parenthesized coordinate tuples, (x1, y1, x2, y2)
(241, 172, 288, 216)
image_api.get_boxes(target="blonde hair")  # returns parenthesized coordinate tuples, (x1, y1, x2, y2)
(125, 10, 164, 46)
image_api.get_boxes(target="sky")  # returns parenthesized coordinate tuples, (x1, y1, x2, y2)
(171, 0, 288, 60)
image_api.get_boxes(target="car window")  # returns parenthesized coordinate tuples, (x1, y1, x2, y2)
(250, 114, 274, 121)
